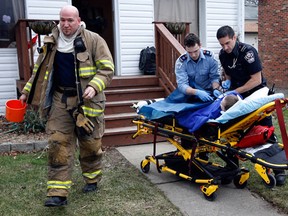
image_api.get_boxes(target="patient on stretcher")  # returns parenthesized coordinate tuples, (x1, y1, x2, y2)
(220, 94, 239, 112)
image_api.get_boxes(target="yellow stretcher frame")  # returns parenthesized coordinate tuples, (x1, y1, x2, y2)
(132, 98, 288, 201)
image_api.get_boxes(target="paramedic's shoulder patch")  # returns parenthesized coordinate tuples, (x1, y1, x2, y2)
(244, 50, 255, 63)
(203, 50, 212, 57)
(179, 54, 187, 62)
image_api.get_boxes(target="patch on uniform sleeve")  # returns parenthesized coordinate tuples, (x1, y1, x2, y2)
(179, 54, 187, 62)
(203, 50, 212, 56)
(244, 51, 255, 63)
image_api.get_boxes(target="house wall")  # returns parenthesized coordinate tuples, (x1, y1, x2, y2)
(25, 0, 71, 19)
(0, 0, 71, 115)
(199, 0, 244, 60)
(0, 48, 19, 114)
(258, 1, 288, 90)
(115, 0, 155, 76)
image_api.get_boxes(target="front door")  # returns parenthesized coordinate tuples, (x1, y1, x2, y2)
(72, 0, 114, 59)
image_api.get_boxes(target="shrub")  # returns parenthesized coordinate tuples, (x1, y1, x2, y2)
(4, 108, 46, 134)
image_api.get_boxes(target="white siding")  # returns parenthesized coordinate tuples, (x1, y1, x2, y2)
(0, 49, 19, 115)
(115, 0, 155, 76)
(199, 0, 244, 60)
(25, 0, 71, 19)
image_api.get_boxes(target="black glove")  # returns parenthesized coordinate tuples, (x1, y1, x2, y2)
(71, 108, 95, 135)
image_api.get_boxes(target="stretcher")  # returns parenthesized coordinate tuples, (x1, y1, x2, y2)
(132, 93, 288, 201)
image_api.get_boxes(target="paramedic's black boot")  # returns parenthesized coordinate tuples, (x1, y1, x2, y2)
(274, 170, 286, 186)
(83, 183, 98, 193)
(44, 196, 67, 207)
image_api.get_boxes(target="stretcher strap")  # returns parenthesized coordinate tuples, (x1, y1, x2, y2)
(188, 143, 197, 176)
(275, 99, 288, 159)
(153, 122, 162, 173)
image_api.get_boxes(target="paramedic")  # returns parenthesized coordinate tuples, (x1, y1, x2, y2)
(216, 25, 285, 186)
(19, 5, 114, 206)
(174, 33, 221, 102)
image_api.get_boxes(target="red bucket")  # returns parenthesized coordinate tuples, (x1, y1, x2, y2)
(5, 99, 27, 123)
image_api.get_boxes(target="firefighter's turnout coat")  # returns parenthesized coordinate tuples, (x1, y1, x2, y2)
(22, 25, 114, 119)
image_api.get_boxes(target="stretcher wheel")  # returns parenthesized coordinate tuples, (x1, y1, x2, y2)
(263, 173, 276, 189)
(203, 192, 217, 201)
(233, 174, 248, 189)
(140, 160, 150, 173)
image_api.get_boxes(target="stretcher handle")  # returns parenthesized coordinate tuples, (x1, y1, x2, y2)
(275, 99, 288, 159)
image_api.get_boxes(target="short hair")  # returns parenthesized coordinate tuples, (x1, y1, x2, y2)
(222, 94, 239, 111)
(184, 33, 201, 47)
(216, 25, 235, 40)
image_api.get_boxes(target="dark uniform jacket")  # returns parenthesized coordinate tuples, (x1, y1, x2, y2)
(219, 41, 266, 98)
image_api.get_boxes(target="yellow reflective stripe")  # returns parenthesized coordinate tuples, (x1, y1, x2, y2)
(47, 180, 72, 189)
(83, 170, 102, 179)
(79, 66, 96, 77)
(32, 64, 39, 74)
(96, 59, 114, 71)
(90, 77, 105, 91)
(24, 82, 32, 92)
(82, 106, 104, 117)
(44, 71, 49, 80)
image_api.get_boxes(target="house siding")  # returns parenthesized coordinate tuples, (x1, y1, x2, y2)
(116, 0, 155, 76)
(25, 0, 71, 19)
(199, 0, 244, 60)
(0, 49, 19, 115)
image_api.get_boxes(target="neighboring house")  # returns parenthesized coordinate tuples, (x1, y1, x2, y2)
(0, 0, 244, 115)
(258, 0, 287, 90)
(244, 2, 258, 50)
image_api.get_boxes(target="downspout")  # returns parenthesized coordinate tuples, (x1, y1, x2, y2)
(238, 0, 245, 42)
(113, 0, 121, 76)
(199, 0, 207, 47)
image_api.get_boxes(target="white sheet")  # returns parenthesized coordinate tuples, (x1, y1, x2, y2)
(212, 88, 285, 124)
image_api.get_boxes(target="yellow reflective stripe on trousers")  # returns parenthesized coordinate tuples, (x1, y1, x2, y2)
(95, 59, 114, 71)
(24, 82, 32, 92)
(82, 106, 104, 117)
(90, 77, 105, 91)
(44, 71, 49, 80)
(47, 180, 72, 189)
(82, 170, 102, 179)
(79, 66, 96, 77)
(32, 64, 39, 74)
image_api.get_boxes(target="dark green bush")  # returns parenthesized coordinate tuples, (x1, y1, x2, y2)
(5, 108, 46, 134)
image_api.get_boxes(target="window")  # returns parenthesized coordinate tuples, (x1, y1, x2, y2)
(0, 0, 25, 48)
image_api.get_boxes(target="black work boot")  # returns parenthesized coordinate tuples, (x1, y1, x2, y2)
(82, 183, 98, 193)
(44, 196, 68, 207)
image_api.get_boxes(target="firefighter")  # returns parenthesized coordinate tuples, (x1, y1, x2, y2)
(19, 5, 114, 207)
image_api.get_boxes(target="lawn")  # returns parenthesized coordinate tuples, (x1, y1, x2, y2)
(0, 148, 182, 216)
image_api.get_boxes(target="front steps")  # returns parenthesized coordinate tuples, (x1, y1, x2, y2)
(102, 75, 166, 147)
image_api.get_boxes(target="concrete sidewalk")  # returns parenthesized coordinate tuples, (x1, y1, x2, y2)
(117, 142, 286, 216)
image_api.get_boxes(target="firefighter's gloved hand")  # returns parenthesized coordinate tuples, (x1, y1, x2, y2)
(75, 112, 95, 135)
(195, 89, 213, 102)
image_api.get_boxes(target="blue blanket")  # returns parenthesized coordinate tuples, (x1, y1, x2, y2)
(138, 87, 285, 133)
(138, 88, 211, 120)
(176, 92, 240, 132)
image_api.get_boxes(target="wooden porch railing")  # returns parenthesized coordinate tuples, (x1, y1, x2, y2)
(15, 19, 57, 91)
(154, 22, 190, 96)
